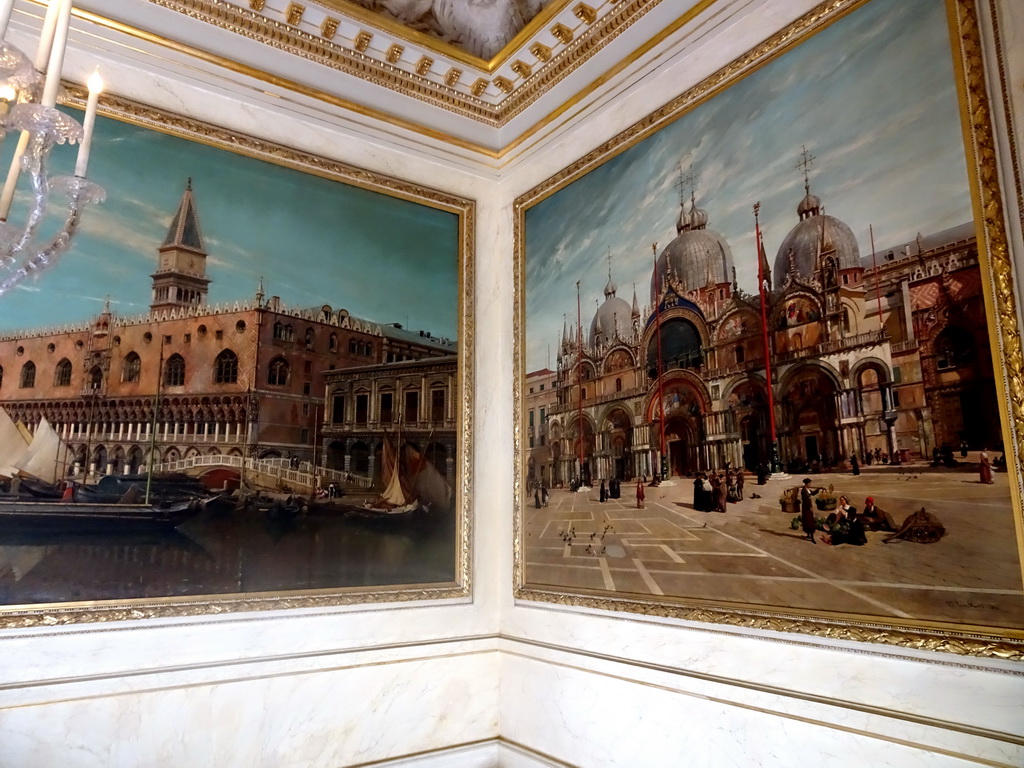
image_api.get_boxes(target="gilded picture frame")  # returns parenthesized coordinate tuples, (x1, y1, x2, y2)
(513, 0, 1024, 659)
(0, 91, 473, 627)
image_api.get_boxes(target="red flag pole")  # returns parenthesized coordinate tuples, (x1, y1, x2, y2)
(755, 203, 779, 473)
(652, 242, 667, 480)
(576, 280, 585, 485)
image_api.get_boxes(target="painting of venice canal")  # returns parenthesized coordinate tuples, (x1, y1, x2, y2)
(0, 108, 463, 607)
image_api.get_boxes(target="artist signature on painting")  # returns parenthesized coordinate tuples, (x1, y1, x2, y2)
(946, 600, 1000, 611)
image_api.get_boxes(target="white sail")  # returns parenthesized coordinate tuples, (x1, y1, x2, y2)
(16, 417, 72, 484)
(0, 407, 30, 478)
(378, 438, 408, 507)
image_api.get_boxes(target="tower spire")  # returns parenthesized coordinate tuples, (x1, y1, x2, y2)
(150, 179, 211, 313)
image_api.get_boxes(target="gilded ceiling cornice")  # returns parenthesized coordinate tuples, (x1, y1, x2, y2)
(121, 0, 675, 127)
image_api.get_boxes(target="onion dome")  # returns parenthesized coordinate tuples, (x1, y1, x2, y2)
(773, 190, 860, 290)
(651, 199, 734, 303)
(590, 282, 632, 347)
(676, 202, 692, 234)
(797, 191, 821, 219)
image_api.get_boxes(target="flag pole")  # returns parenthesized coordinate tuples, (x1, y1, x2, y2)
(755, 203, 781, 474)
(576, 280, 586, 486)
(652, 242, 667, 480)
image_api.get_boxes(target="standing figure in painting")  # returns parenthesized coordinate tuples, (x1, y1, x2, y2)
(693, 475, 703, 510)
(736, 469, 745, 501)
(800, 478, 817, 543)
(599, 479, 607, 502)
(534, 487, 542, 509)
(850, 454, 860, 476)
(726, 469, 739, 502)
(960, 439, 969, 458)
(541, 483, 549, 507)
(713, 472, 727, 513)
(979, 448, 994, 484)
(636, 478, 645, 509)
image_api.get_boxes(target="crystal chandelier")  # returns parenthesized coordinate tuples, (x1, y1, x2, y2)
(0, 0, 104, 298)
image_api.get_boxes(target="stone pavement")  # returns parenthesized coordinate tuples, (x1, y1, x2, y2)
(524, 463, 1024, 627)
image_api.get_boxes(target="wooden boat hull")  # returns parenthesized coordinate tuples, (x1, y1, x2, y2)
(0, 499, 202, 530)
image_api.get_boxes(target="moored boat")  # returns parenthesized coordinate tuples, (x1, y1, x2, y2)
(0, 497, 203, 530)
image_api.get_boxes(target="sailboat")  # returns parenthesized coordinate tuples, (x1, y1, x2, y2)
(371, 431, 422, 514)
(0, 412, 203, 529)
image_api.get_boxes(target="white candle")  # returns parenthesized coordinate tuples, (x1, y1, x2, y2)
(0, 132, 28, 220)
(0, 0, 15, 41)
(34, 0, 63, 71)
(41, 0, 71, 107)
(74, 69, 102, 178)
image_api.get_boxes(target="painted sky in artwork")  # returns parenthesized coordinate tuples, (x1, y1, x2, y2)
(0, 113, 459, 340)
(524, 0, 972, 372)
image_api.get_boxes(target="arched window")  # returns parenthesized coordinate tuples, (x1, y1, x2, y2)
(647, 318, 703, 375)
(285, 324, 294, 342)
(842, 307, 851, 334)
(615, 377, 622, 392)
(329, 333, 338, 352)
(164, 354, 185, 387)
(214, 349, 238, 384)
(581, 387, 587, 400)
(89, 366, 103, 388)
(735, 345, 745, 364)
(268, 357, 289, 386)
(54, 358, 72, 387)
(935, 326, 974, 370)
(366, 343, 373, 357)
(349, 339, 356, 354)
(273, 321, 285, 340)
(305, 328, 315, 349)
(122, 352, 141, 383)
(20, 361, 35, 388)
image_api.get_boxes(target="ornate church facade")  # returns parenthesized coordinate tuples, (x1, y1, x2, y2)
(0, 183, 454, 479)
(545, 170, 999, 485)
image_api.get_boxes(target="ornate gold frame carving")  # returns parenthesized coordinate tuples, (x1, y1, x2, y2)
(0, 89, 475, 628)
(512, 0, 1024, 660)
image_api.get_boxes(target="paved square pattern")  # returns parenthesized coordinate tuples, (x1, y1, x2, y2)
(524, 464, 1024, 627)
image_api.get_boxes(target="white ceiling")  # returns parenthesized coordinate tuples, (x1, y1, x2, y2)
(5, 0, 824, 173)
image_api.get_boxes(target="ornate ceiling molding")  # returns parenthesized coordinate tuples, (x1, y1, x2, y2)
(130, 0, 675, 126)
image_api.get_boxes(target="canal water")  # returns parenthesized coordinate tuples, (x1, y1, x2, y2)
(0, 507, 457, 605)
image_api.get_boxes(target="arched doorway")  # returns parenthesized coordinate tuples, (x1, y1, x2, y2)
(603, 407, 633, 480)
(327, 440, 345, 471)
(567, 417, 596, 485)
(779, 366, 840, 467)
(350, 441, 370, 474)
(651, 378, 706, 477)
(728, 378, 770, 471)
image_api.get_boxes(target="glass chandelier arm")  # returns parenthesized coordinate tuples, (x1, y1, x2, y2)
(0, 176, 104, 297)
(0, 105, 83, 262)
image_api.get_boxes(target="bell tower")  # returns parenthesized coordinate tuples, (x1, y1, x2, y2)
(150, 178, 211, 313)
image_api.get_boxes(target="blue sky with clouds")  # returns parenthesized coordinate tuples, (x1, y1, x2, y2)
(0, 111, 459, 339)
(524, 0, 971, 371)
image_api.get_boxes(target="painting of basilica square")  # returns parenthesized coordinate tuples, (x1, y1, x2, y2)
(0, 106, 464, 610)
(520, 0, 1024, 634)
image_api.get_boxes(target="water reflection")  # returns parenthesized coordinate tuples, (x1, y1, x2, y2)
(0, 509, 456, 604)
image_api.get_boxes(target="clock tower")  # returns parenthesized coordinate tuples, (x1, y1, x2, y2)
(150, 178, 211, 313)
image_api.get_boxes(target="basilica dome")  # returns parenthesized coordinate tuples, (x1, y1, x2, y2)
(773, 189, 860, 290)
(589, 277, 633, 347)
(650, 200, 734, 304)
